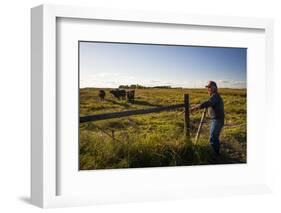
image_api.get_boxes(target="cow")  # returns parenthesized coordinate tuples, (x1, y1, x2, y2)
(110, 89, 126, 100)
(98, 90, 106, 101)
(126, 90, 135, 103)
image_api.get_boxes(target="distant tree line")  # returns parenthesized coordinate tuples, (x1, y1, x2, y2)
(118, 84, 180, 89)
(119, 84, 147, 89)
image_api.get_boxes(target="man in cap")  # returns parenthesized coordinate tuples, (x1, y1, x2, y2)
(191, 81, 225, 155)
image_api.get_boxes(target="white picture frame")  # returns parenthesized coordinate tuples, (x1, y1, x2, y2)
(31, 4, 274, 208)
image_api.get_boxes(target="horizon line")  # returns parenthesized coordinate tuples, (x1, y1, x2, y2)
(80, 86, 246, 89)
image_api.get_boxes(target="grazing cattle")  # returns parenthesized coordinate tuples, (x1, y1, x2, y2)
(98, 90, 106, 101)
(126, 90, 135, 103)
(110, 89, 126, 100)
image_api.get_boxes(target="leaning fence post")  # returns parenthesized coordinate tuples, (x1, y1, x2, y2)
(184, 94, 190, 138)
(111, 130, 115, 141)
(194, 108, 207, 144)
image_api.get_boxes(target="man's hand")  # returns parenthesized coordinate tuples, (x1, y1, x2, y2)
(190, 105, 200, 113)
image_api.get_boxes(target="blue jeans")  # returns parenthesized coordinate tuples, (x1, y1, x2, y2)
(210, 119, 224, 155)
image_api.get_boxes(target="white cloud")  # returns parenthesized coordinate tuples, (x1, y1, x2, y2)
(80, 75, 246, 89)
(217, 80, 246, 88)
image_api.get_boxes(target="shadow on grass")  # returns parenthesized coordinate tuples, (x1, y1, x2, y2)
(191, 142, 246, 165)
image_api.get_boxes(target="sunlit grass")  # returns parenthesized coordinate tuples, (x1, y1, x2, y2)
(80, 88, 247, 170)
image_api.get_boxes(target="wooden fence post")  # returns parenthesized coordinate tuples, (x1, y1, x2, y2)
(184, 94, 190, 138)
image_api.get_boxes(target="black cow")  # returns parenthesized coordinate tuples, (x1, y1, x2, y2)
(98, 90, 106, 101)
(110, 89, 126, 100)
(126, 90, 135, 103)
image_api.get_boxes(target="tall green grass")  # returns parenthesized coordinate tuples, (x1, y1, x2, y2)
(80, 88, 247, 170)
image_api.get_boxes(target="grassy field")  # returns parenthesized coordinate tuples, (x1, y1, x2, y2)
(79, 88, 246, 170)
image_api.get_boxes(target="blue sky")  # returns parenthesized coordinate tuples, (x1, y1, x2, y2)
(79, 41, 246, 88)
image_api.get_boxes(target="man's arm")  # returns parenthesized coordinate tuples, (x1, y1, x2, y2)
(199, 94, 218, 109)
(191, 94, 219, 112)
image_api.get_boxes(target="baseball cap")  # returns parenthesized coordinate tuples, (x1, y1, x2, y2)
(205, 81, 217, 88)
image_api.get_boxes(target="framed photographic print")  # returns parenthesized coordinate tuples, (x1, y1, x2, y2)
(31, 4, 274, 208)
